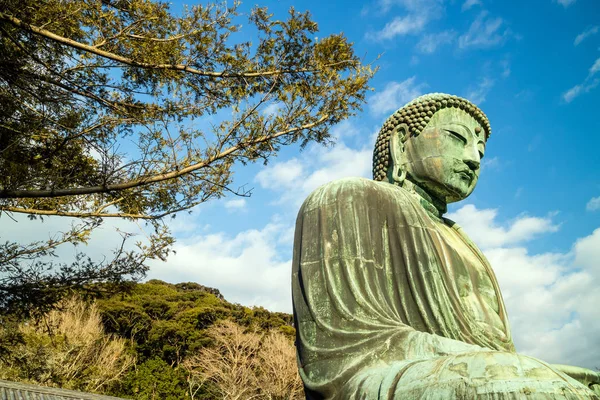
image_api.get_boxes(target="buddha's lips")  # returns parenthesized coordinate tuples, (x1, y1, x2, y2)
(455, 169, 474, 181)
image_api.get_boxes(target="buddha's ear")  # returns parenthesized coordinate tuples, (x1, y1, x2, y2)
(388, 123, 408, 185)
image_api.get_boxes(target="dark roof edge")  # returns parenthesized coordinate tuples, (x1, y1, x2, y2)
(0, 379, 126, 399)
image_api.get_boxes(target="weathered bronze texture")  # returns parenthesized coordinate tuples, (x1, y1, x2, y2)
(292, 93, 600, 399)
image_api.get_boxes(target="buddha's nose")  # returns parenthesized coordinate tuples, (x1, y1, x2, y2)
(463, 146, 480, 171)
(464, 158, 480, 171)
(463, 143, 481, 171)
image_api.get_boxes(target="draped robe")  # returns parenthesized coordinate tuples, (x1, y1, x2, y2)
(292, 177, 597, 399)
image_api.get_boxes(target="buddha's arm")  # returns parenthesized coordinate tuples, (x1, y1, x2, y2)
(551, 364, 600, 387)
(406, 329, 488, 358)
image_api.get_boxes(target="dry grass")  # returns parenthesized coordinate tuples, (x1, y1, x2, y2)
(183, 320, 303, 400)
(0, 296, 134, 393)
(258, 332, 304, 399)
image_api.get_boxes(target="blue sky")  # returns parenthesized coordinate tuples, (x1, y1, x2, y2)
(180, 0, 600, 255)
(2, 0, 600, 368)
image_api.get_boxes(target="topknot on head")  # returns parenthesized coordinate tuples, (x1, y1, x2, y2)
(372, 93, 491, 182)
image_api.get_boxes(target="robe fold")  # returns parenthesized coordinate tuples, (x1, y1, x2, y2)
(292, 177, 597, 399)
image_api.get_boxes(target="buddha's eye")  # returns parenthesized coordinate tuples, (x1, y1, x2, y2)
(478, 143, 485, 159)
(444, 129, 467, 145)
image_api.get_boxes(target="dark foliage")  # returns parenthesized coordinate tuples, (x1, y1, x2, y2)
(94, 280, 295, 398)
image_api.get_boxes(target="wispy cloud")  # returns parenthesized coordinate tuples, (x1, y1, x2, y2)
(365, 0, 444, 41)
(416, 30, 456, 53)
(574, 26, 598, 46)
(481, 156, 500, 170)
(458, 11, 512, 49)
(562, 80, 600, 102)
(501, 58, 511, 78)
(528, 134, 542, 152)
(586, 196, 600, 211)
(590, 58, 600, 74)
(515, 89, 534, 101)
(465, 77, 494, 104)
(224, 198, 247, 210)
(369, 77, 427, 115)
(377, 0, 443, 15)
(555, 0, 576, 7)
(562, 56, 600, 102)
(461, 0, 482, 11)
(366, 15, 428, 40)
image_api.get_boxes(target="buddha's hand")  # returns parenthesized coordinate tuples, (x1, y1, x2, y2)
(590, 384, 600, 396)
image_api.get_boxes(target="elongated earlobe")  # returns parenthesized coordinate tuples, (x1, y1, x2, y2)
(388, 124, 408, 186)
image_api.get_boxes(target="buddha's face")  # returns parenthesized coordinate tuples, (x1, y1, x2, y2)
(401, 108, 486, 203)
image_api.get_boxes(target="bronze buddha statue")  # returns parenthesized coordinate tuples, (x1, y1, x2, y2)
(292, 93, 600, 399)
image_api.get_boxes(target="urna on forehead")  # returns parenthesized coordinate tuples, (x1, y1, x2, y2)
(372, 93, 491, 182)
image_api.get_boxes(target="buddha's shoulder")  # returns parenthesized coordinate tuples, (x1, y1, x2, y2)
(300, 177, 415, 213)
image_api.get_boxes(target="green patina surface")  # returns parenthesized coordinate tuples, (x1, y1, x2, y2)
(292, 93, 600, 399)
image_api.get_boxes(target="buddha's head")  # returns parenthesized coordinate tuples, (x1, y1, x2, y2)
(372, 93, 490, 204)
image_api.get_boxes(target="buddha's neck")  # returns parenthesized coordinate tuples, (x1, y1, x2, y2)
(402, 179, 447, 218)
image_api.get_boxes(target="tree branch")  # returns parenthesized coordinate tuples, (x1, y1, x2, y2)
(0, 12, 355, 78)
(0, 206, 152, 219)
(0, 115, 328, 199)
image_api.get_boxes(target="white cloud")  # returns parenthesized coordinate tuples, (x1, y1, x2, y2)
(255, 158, 304, 190)
(562, 57, 600, 102)
(555, 0, 576, 7)
(369, 77, 427, 116)
(366, 0, 444, 40)
(0, 206, 291, 314)
(449, 204, 600, 368)
(366, 15, 428, 40)
(573, 228, 600, 280)
(458, 11, 512, 49)
(255, 130, 373, 204)
(329, 120, 361, 141)
(416, 30, 456, 54)
(465, 77, 494, 104)
(0, 213, 152, 266)
(586, 196, 600, 211)
(147, 222, 293, 312)
(574, 26, 598, 46)
(301, 144, 371, 192)
(256, 136, 372, 208)
(461, 0, 482, 11)
(224, 198, 247, 210)
(447, 204, 559, 249)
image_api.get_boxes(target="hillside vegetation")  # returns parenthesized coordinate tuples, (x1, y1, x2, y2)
(0, 280, 302, 399)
